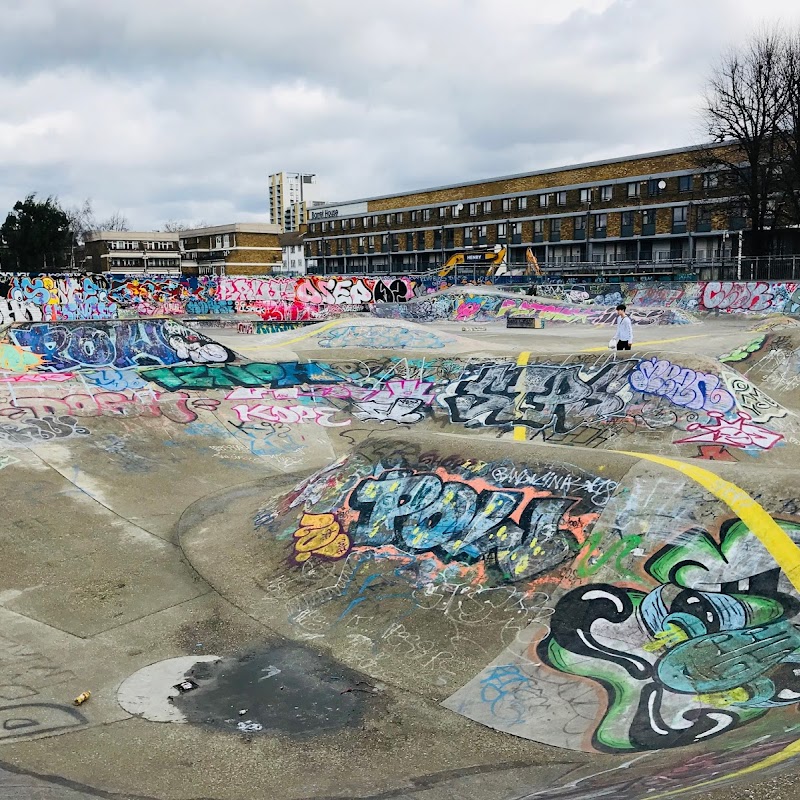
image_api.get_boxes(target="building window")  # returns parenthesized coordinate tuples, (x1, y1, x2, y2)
(600, 185, 613, 201)
(222, 234, 230, 248)
(533, 220, 544, 241)
(410, 211, 418, 222)
(497, 223, 507, 239)
(518, 196, 528, 210)
(423, 209, 432, 221)
(648, 178, 665, 196)
(539, 194, 549, 208)
(439, 206, 447, 218)
(511, 221, 522, 237)
(372, 215, 379, 226)
(368, 235, 375, 250)
(215, 235, 223, 248)
(550, 218, 561, 236)
(702, 172, 719, 189)
(386, 213, 394, 224)
(362, 217, 370, 228)
(679, 175, 693, 192)
(482, 201, 492, 213)
(556, 191, 567, 206)
(642, 209, 656, 230)
(342, 218, 349, 230)
(574, 216, 586, 231)
(580, 188, 592, 203)
(621, 211, 634, 226)
(405, 232, 413, 250)
(673, 206, 688, 229)
(502, 198, 512, 212)
(396, 213, 403, 223)
(321, 222, 328, 232)
(594, 213, 607, 235)
(469, 203, 478, 216)
(627, 182, 640, 198)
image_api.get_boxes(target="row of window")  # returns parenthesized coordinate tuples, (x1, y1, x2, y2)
(108, 240, 176, 250)
(310, 174, 721, 235)
(109, 257, 180, 267)
(316, 206, 708, 246)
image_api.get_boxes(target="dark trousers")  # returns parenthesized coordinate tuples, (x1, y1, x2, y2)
(616, 340, 631, 350)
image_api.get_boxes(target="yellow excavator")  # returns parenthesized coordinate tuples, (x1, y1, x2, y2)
(438, 246, 508, 277)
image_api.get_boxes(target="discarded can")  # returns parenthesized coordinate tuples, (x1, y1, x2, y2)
(74, 691, 91, 706)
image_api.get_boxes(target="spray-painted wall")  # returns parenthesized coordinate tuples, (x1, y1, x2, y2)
(1, 273, 799, 324)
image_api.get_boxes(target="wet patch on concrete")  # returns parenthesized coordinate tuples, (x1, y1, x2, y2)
(172, 641, 385, 736)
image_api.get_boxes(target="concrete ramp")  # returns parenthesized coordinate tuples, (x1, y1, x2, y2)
(373, 286, 697, 326)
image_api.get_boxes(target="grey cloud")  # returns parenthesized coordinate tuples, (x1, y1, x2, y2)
(1, 0, 799, 228)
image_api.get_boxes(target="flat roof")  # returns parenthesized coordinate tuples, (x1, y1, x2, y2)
(85, 231, 179, 241)
(179, 222, 282, 236)
(310, 141, 726, 210)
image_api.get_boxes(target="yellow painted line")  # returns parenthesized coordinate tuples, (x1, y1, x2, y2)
(582, 334, 708, 353)
(513, 351, 530, 441)
(237, 320, 344, 350)
(619, 451, 800, 593)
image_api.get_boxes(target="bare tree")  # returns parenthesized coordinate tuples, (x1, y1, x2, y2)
(99, 211, 130, 231)
(777, 31, 800, 227)
(161, 220, 189, 232)
(699, 29, 788, 258)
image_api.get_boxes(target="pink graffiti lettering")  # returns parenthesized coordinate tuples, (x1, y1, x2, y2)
(231, 403, 350, 427)
(674, 410, 784, 450)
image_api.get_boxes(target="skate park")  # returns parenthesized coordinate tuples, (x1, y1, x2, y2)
(1, 274, 800, 800)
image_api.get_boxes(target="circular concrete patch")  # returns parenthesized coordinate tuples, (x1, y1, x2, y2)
(117, 656, 221, 722)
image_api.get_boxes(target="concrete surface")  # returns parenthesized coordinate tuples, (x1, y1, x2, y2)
(1, 309, 799, 800)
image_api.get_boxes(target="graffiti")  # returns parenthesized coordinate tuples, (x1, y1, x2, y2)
(0, 415, 90, 444)
(701, 281, 792, 313)
(259, 452, 610, 584)
(10, 320, 234, 372)
(231, 403, 349, 427)
(0, 703, 87, 740)
(143, 360, 344, 391)
(720, 334, 769, 363)
(0, 298, 44, 325)
(291, 513, 352, 564)
(629, 357, 735, 412)
(317, 325, 448, 350)
(536, 517, 800, 752)
(0, 342, 43, 372)
(723, 374, 785, 423)
(674, 410, 784, 450)
(351, 379, 436, 424)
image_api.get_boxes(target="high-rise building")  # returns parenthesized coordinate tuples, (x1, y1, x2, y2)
(268, 172, 321, 231)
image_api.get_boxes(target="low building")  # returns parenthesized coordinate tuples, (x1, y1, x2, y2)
(302, 142, 791, 281)
(179, 223, 283, 276)
(278, 231, 307, 275)
(82, 231, 181, 274)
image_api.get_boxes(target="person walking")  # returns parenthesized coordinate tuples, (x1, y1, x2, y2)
(614, 304, 633, 350)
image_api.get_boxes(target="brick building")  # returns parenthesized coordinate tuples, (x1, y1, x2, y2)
(179, 222, 283, 275)
(303, 142, 775, 281)
(82, 231, 181, 274)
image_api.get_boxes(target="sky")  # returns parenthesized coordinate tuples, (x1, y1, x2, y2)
(1, 0, 799, 231)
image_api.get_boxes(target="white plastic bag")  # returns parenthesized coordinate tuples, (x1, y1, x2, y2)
(608, 338, 617, 350)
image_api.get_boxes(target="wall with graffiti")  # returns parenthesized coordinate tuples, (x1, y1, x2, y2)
(249, 436, 800, 764)
(0, 273, 416, 324)
(2, 273, 798, 326)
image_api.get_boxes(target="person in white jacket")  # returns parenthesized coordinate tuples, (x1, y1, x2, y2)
(615, 304, 633, 350)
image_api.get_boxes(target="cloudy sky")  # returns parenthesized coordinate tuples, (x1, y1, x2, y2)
(1, 0, 799, 231)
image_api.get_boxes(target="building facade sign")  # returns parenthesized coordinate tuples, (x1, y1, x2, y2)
(309, 202, 369, 221)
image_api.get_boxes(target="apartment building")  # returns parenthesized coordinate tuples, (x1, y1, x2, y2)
(303, 143, 769, 281)
(278, 231, 307, 275)
(268, 172, 323, 231)
(82, 231, 181, 274)
(179, 222, 282, 275)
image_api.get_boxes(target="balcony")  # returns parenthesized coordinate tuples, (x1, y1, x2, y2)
(574, 229, 586, 240)
(696, 221, 712, 233)
(511, 234, 522, 244)
(594, 227, 607, 239)
(533, 233, 544, 243)
(642, 223, 656, 236)
(672, 223, 687, 234)
(550, 231, 561, 243)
